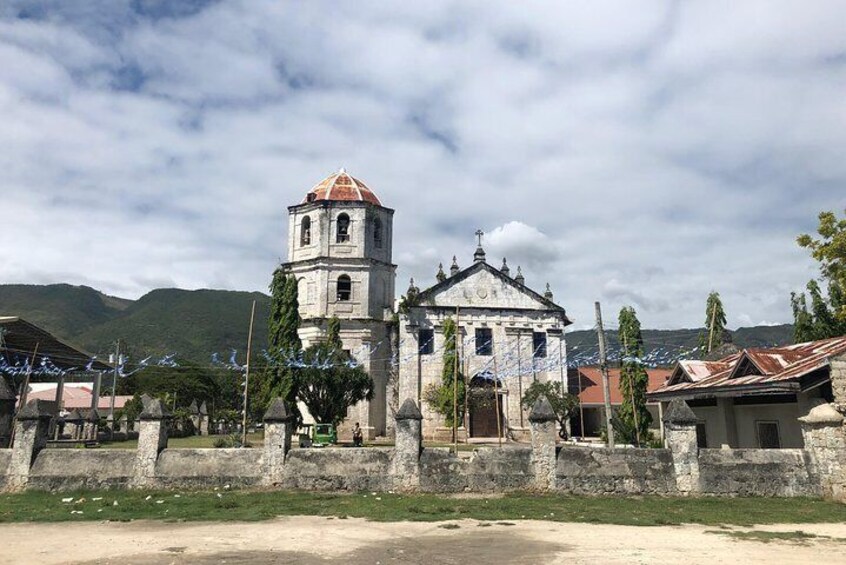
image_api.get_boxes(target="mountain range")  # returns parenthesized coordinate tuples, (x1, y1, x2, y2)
(0, 284, 794, 367)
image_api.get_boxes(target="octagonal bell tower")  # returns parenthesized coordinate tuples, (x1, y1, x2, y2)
(283, 169, 396, 438)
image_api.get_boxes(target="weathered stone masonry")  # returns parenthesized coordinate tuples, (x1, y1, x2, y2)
(0, 397, 837, 498)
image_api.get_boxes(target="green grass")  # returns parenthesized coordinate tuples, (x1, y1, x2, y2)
(99, 433, 265, 449)
(2, 490, 846, 526)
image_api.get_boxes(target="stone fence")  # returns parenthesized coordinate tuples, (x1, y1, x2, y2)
(0, 395, 845, 499)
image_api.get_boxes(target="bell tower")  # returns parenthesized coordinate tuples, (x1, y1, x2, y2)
(283, 169, 396, 438)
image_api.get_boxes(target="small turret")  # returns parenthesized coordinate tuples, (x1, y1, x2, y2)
(406, 278, 420, 301)
(473, 229, 486, 263)
(544, 282, 553, 301)
(450, 256, 460, 276)
(500, 257, 510, 276)
(436, 263, 447, 283)
(515, 266, 525, 285)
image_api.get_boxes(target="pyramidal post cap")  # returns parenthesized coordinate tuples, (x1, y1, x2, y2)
(17, 399, 55, 420)
(264, 397, 294, 422)
(139, 396, 172, 420)
(662, 399, 698, 425)
(528, 396, 556, 423)
(396, 398, 423, 421)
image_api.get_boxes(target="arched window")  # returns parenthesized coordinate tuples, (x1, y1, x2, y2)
(373, 217, 383, 248)
(337, 275, 351, 301)
(300, 216, 311, 246)
(336, 213, 350, 243)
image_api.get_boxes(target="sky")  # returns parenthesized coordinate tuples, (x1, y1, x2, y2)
(1, 1, 845, 331)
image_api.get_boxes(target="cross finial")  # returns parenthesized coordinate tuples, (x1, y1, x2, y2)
(475, 229, 484, 247)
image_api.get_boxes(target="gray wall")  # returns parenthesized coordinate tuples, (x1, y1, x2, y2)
(698, 448, 817, 496)
(556, 447, 676, 495)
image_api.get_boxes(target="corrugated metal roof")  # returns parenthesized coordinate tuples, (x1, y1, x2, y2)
(651, 336, 846, 398)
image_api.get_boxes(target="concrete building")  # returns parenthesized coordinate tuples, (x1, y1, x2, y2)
(569, 367, 670, 439)
(649, 336, 846, 449)
(282, 170, 396, 440)
(397, 242, 572, 441)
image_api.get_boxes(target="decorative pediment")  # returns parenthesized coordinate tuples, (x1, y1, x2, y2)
(413, 262, 568, 320)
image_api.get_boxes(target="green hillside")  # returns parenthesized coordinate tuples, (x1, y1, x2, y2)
(0, 284, 794, 367)
(0, 284, 129, 338)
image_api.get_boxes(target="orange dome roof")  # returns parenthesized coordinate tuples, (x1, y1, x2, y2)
(303, 169, 382, 205)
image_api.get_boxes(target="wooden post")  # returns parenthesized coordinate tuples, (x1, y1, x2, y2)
(595, 302, 614, 447)
(492, 341, 503, 447)
(242, 300, 257, 447)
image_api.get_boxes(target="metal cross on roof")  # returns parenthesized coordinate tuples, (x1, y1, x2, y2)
(475, 229, 484, 247)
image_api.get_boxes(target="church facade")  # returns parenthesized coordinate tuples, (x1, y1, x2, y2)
(282, 170, 571, 440)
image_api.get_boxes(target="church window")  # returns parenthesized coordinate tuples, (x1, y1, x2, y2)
(418, 329, 434, 355)
(475, 328, 493, 356)
(337, 275, 351, 301)
(300, 216, 311, 246)
(532, 332, 547, 358)
(336, 213, 350, 243)
(374, 217, 383, 248)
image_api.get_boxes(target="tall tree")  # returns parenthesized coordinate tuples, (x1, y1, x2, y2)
(423, 316, 465, 428)
(296, 316, 373, 426)
(616, 306, 652, 445)
(698, 291, 728, 353)
(261, 268, 302, 414)
(793, 210, 846, 341)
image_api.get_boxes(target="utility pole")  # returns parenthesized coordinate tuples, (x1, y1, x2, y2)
(108, 340, 121, 440)
(595, 302, 614, 447)
(241, 300, 257, 447)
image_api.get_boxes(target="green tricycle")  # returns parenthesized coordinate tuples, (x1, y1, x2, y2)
(298, 423, 337, 448)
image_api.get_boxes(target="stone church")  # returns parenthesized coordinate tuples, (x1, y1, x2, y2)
(282, 170, 571, 440)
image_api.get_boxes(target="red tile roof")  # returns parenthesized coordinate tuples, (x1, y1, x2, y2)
(571, 367, 671, 405)
(651, 336, 846, 398)
(304, 169, 382, 205)
(27, 385, 131, 411)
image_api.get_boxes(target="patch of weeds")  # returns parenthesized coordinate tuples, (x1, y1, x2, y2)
(496, 522, 516, 526)
(477, 522, 492, 527)
(706, 530, 822, 544)
(439, 523, 461, 530)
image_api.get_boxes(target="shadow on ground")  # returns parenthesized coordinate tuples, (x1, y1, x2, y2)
(74, 530, 570, 564)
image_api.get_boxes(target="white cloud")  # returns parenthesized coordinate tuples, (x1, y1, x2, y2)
(1, 0, 845, 331)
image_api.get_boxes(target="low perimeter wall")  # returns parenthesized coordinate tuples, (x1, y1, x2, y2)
(0, 397, 843, 498)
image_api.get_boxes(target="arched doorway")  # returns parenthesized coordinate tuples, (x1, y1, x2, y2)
(468, 371, 504, 438)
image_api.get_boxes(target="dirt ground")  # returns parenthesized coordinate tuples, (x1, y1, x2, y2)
(1, 517, 845, 564)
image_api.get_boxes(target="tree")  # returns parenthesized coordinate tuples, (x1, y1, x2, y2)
(520, 380, 578, 439)
(616, 306, 652, 446)
(423, 317, 465, 429)
(260, 268, 302, 416)
(296, 316, 373, 426)
(793, 210, 846, 341)
(698, 292, 728, 353)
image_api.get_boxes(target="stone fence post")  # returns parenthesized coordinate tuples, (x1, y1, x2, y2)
(529, 396, 558, 491)
(83, 408, 100, 441)
(7, 399, 53, 491)
(799, 402, 846, 500)
(199, 401, 209, 436)
(263, 398, 294, 486)
(663, 399, 701, 495)
(392, 398, 423, 491)
(131, 395, 171, 488)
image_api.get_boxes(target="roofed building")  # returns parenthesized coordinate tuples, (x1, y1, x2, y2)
(397, 239, 572, 441)
(649, 336, 846, 449)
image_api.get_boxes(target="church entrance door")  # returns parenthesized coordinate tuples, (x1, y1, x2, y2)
(468, 373, 503, 438)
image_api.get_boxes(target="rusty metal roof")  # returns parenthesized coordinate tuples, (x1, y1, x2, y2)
(571, 367, 671, 405)
(303, 169, 381, 206)
(651, 336, 846, 399)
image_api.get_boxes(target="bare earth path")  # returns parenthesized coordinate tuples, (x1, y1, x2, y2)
(1, 517, 845, 564)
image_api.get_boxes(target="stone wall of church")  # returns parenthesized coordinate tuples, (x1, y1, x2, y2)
(399, 307, 567, 440)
